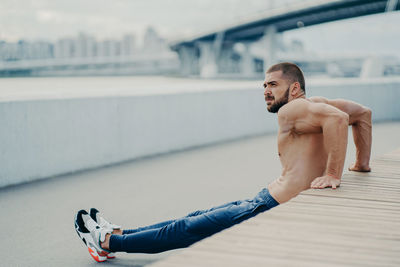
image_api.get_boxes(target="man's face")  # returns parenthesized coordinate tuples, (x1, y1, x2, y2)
(263, 71, 290, 113)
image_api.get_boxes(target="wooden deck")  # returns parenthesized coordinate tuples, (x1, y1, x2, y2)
(149, 149, 400, 267)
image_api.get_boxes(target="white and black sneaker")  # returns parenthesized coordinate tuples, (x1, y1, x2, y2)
(74, 210, 113, 262)
(89, 208, 121, 259)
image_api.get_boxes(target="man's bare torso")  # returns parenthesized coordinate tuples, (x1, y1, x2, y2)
(268, 98, 334, 203)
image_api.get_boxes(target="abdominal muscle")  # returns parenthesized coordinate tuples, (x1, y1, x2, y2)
(268, 133, 328, 203)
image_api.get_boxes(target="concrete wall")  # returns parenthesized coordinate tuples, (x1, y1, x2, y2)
(308, 79, 400, 121)
(1, 78, 399, 187)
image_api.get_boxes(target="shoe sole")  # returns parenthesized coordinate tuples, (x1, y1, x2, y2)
(75, 211, 108, 262)
(90, 208, 116, 259)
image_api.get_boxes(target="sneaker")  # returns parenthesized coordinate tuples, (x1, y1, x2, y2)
(89, 208, 121, 259)
(74, 210, 113, 262)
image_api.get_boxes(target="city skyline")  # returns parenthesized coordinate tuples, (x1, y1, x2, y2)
(0, 27, 171, 62)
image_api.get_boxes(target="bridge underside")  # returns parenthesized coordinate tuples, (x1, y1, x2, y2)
(172, 0, 398, 46)
(170, 0, 400, 77)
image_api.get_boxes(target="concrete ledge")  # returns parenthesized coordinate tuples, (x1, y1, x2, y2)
(148, 148, 400, 267)
(1, 77, 400, 187)
(0, 89, 276, 188)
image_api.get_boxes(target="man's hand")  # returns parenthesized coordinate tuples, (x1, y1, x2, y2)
(310, 175, 341, 189)
(349, 163, 371, 172)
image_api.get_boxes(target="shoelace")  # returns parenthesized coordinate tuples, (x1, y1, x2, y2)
(99, 217, 120, 230)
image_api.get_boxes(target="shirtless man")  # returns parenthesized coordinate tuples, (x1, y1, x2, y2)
(74, 62, 372, 262)
(265, 63, 372, 203)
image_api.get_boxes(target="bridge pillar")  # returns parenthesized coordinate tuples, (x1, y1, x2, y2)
(240, 43, 254, 76)
(386, 0, 399, 11)
(360, 57, 384, 78)
(198, 42, 218, 78)
(263, 25, 278, 72)
(178, 46, 198, 76)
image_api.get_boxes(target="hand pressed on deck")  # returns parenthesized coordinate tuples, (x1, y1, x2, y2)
(310, 174, 341, 189)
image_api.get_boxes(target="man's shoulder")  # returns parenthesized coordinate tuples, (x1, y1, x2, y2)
(309, 96, 329, 103)
(278, 98, 334, 119)
(278, 98, 310, 115)
(277, 99, 312, 124)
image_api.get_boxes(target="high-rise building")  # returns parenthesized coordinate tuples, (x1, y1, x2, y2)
(97, 39, 122, 57)
(54, 38, 75, 58)
(0, 41, 19, 61)
(28, 41, 53, 59)
(142, 27, 167, 53)
(0, 40, 52, 61)
(75, 33, 96, 58)
(121, 34, 136, 56)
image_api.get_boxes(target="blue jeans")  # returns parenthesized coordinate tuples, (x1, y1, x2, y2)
(109, 188, 279, 253)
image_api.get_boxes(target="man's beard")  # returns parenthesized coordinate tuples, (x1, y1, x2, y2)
(267, 86, 290, 113)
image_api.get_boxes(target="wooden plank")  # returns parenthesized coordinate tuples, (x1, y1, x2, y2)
(149, 148, 400, 267)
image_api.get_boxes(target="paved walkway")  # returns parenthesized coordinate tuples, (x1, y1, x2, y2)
(0, 122, 399, 266)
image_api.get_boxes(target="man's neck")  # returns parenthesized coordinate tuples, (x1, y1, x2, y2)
(290, 93, 306, 101)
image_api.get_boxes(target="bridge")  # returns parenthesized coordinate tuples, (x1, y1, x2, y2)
(170, 0, 400, 77)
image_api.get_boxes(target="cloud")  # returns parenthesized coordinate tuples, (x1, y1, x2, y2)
(36, 10, 57, 22)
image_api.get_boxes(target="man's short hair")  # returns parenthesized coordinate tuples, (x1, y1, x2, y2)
(266, 62, 305, 93)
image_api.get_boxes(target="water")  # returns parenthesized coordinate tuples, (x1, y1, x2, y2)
(0, 76, 261, 102)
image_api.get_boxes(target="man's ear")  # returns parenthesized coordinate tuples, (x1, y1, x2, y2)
(290, 82, 301, 96)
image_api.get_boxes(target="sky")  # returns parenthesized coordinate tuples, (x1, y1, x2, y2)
(0, 0, 399, 57)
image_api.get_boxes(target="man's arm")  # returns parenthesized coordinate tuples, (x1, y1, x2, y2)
(310, 96, 372, 172)
(279, 99, 349, 189)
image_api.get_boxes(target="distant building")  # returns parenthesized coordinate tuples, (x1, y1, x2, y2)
(75, 33, 96, 58)
(28, 41, 53, 59)
(0, 29, 179, 77)
(1, 29, 170, 61)
(54, 38, 75, 58)
(142, 27, 167, 53)
(0, 41, 19, 61)
(121, 34, 136, 56)
(0, 40, 53, 61)
(97, 39, 122, 57)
